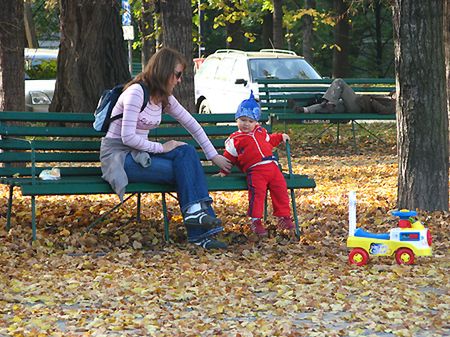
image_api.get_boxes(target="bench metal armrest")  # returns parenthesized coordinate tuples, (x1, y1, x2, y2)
(1, 137, 37, 184)
(285, 140, 294, 178)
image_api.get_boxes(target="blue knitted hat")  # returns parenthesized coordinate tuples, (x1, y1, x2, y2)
(235, 91, 261, 121)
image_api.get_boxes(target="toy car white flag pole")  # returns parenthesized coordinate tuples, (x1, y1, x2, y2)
(348, 191, 357, 236)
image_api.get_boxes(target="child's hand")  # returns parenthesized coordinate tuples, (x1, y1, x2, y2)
(282, 133, 290, 142)
(212, 172, 226, 177)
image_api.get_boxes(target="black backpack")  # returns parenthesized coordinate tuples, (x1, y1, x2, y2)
(93, 81, 149, 132)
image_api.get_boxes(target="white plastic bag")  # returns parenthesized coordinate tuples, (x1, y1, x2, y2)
(39, 167, 61, 180)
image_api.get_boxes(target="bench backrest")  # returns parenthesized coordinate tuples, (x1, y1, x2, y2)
(258, 78, 395, 114)
(0, 112, 271, 178)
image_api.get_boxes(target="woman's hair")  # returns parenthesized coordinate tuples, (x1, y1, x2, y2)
(125, 47, 187, 107)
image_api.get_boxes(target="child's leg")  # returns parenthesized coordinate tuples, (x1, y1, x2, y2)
(268, 166, 295, 231)
(246, 170, 268, 219)
(268, 166, 291, 217)
(247, 169, 269, 236)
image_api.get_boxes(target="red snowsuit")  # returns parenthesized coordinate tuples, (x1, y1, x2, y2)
(221, 125, 291, 218)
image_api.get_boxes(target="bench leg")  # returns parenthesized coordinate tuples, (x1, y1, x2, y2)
(136, 193, 141, 223)
(6, 185, 14, 231)
(351, 121, 358, 153)
(354, 120, 389, 146)
(290, 189, 300, 238)
(86, 193, 136, 232)
(161, 193, 170, 242)
(307, 123, 335, 145)
(336, 122, 340, 145)
(31, 196, 36, 241)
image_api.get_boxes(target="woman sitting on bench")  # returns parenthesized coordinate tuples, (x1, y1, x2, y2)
(100, 47, 232, 250)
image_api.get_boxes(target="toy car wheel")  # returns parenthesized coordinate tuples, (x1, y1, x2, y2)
(349, 248, 369, 266)
(395, 248, 415, 265)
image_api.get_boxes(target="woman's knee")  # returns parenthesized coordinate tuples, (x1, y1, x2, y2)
(177, 144, 199, 158)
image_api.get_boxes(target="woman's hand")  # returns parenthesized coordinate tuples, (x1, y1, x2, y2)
(282, 133, 290, 142)
(162, 140, 186, 152)
(211, 154, 232, 173)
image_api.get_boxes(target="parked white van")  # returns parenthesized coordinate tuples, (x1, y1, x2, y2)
(194, 49, 322, 114)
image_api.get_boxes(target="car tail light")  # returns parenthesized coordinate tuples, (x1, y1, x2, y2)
(427, 230, 432, 246)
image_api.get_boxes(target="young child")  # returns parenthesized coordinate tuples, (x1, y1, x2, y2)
(217, 91, 295, 236)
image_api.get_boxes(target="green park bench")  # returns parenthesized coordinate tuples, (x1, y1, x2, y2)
(132, 62, 142, 77)
(258, 78, 396, 152)
(0, 111, 316, 242)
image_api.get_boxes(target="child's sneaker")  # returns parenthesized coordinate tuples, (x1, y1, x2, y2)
(277, 217, 295, 231)
(250, 219, 268, 236)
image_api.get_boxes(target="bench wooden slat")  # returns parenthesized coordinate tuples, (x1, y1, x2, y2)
(0, 125, 240, 138)
(257, 78, 395, 85)
(259, 87, 393, 94)
(19, 174, 315, 196)
(274, 113, 396, 121)
(0, 167, 102, 178)
(0, 112, 269, 124)
(0, 138, 100, 150)
(0, 152, 100, 163)
(0, 111, 94, 122)
(0, 138, 228, 152)
(0, 165, 240, 180)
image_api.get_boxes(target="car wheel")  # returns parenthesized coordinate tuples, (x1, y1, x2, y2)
(199, 99, 211, 114)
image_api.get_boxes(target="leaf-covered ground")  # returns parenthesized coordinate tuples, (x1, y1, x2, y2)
(0, 123, 449, 336)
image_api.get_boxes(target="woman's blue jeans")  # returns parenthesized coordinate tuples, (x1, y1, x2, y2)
(124, 145, 219, 240)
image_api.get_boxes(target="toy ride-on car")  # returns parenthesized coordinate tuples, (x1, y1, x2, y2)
(346, 195, 432, 266)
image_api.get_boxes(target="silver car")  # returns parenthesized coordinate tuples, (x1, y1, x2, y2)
(194, 49, 322, 114)
(24, 48, 57, 112)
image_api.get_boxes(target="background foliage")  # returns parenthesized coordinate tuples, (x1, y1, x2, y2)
(30, 0, 395, 77)
(25, 59, 57, 79)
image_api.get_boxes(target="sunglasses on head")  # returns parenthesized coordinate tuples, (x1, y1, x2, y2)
(174, 70, 183, 79)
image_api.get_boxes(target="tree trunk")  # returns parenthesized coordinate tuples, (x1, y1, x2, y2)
(0, 0, 25, 111)
(223, 1, 243, 50)
(160, 0, 195, 113)
(445, 0, 450, 122)
(332, 0, 350, 78)
(302, 0, 316, 63)
(261, 11, 273, 49)
(139, 0, 156, 67)
(50, 0, 129, 113)
(393, 0, 449, 211)
(24, 0, 38, 48)
(374, 0, 383, 77)
(272, 0, 283, 49)
(226, 21, 243, 50)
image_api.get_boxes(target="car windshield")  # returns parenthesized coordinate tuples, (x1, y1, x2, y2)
(249, 58, 321, 81)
